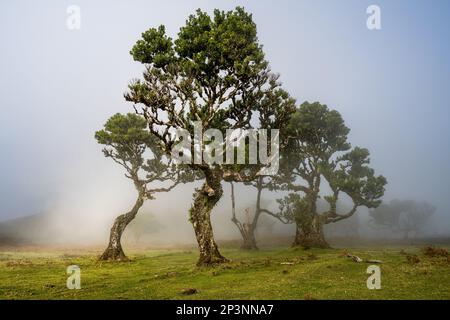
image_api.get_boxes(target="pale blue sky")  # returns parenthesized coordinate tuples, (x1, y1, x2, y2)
(0, 0, 449, 232)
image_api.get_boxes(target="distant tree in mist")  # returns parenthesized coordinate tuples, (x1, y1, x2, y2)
(95, 113, 181, 261)
(126, 212, 163, 244)
(369, 199, 436, 239)
(274, 102, 387, 248)
(229, 177, 281, 250)
(125, 7, 295, 265)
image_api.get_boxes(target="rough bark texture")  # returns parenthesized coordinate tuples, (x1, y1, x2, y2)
(190, 168, 227, 266)
(292, 215, 330, 249)
(291, 180, 330, 248)
(99, 193, 144, 261)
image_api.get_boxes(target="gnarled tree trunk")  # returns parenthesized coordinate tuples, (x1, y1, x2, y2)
(190, 168, 227, 265)
(293, 215, 329, 249)
(240, 226, 258, 250)
(99, 193, 145, 261)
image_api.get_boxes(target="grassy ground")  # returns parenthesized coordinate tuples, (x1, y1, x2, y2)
(0, 246, 449, 299)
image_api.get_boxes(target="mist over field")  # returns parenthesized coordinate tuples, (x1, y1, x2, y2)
(1, 0, 450, 247)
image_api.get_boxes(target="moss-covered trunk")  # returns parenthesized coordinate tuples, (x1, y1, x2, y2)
(99, 193, 144, 261)
(293, 214, 329, 249)
(190, 168, 227, 265)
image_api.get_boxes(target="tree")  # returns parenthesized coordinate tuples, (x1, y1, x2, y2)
(369, 199, 436, 239)
(229, 177, 275, 250)
(126, 211, 163, 245)
(230, 177, 264, 250)
(124, 8, 295, 265)
(275, 102, 387, 248)
(95, 113, 180, 260)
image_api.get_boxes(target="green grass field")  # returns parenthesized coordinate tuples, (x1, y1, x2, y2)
(0, 246, 449, 300)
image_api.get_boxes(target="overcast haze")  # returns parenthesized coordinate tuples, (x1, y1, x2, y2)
(0, 0, 449, 242)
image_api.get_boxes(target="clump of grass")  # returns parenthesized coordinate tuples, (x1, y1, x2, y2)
(422, 246, 449, 258)
(181, 288, 198, 295)
(406, 254, 421, 264)
(263, 258, 272, 266)
(307, 253, 318, 260)
(339, 250, 349, 257)
(303, 293, 317, 300)
(418, 267, 431, 275)
(5, 259, 34, 267)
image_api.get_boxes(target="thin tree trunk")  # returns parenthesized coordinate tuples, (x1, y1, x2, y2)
(247, 177, 264, 250)
(230, 181, 259, 250)
(99, 192, 145, 261)
(403, 230, 409, 240)
(190, 168, 227, 265)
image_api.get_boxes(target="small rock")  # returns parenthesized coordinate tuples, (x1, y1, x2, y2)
(347, 254, 363, 263)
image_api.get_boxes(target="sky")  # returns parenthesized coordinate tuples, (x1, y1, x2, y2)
(0, 0, 449, 240)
